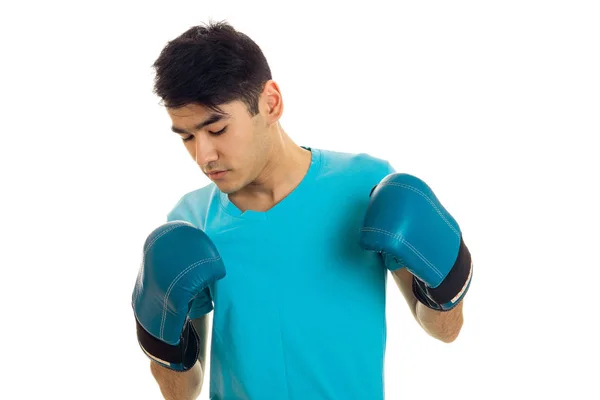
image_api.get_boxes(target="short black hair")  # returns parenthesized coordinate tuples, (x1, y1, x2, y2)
(152, 21, 272, 115)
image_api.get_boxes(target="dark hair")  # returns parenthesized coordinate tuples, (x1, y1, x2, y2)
(152, 21, 272, 115)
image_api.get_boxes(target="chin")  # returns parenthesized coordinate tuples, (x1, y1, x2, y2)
(214, 181, 239, 195)
(217, 187, 234, 195)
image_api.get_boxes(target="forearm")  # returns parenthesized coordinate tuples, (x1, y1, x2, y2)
(150, 361, 204, 400)
(391, 268, 464, 343)
(415, 300, 464, 343)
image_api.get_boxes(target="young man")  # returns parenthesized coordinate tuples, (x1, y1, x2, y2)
(132, 21, 473, 400)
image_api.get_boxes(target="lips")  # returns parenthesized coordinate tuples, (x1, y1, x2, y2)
(207, 170, 228, 180)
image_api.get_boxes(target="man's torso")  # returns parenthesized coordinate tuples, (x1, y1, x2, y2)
(168, 148, 395, 399)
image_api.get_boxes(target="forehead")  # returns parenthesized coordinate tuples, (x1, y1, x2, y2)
(167, 101, 247, 122)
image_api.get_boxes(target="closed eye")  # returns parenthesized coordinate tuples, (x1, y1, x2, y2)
(209, 127, 227, 136)
(181, 126, 227, 142)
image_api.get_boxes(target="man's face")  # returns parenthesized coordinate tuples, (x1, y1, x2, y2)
(167, 100, 271, 194)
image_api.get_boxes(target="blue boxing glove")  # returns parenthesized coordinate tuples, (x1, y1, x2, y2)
(360, 173, 473, 311)
(132, 221, 226, 371)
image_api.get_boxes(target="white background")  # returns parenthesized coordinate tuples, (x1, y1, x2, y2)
(1, 0, 599, 399)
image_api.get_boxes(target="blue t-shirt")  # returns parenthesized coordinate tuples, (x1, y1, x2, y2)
(167, 147, 396, 400)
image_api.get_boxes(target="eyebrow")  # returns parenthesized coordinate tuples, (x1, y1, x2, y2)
(171, 112, 229, 134)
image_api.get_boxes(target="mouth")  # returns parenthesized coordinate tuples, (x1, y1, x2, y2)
(206, 170, 228, 180)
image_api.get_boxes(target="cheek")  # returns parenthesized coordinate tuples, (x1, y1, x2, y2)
(226, 130, 255, 160)
(183, 141, 196, 158)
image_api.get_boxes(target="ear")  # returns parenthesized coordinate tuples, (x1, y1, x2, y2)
(260, 80, 284, 125)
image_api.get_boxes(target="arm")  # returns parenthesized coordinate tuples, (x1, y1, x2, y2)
(132, 221, 224, 400)
(391, 268, 463, 343)
(150, 314, 210, 400)
(360, 173, 473, 342)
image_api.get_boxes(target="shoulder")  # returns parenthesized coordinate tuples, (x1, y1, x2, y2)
(166, 183, 219, 229)
(316, 148, 395, 182)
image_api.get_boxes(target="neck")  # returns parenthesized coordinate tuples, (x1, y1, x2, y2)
(229, 126, 311, 212)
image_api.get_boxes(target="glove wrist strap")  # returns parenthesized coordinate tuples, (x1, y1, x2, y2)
(412, 236, 473, 311)
(135, 318, 199, 372)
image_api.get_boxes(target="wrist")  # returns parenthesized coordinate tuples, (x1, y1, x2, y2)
(151, 361, 203, 400)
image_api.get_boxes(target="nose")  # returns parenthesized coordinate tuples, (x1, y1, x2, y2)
(194, 134, 218, 167)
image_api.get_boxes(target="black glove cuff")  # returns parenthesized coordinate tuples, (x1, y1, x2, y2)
(135, 318, 199, 371)
(412, 236, 472, 311)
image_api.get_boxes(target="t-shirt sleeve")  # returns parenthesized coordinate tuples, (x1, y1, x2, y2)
(374, 159, 398, 271)
(383, 160, 396, 176)
(167, 198, 192, 224)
